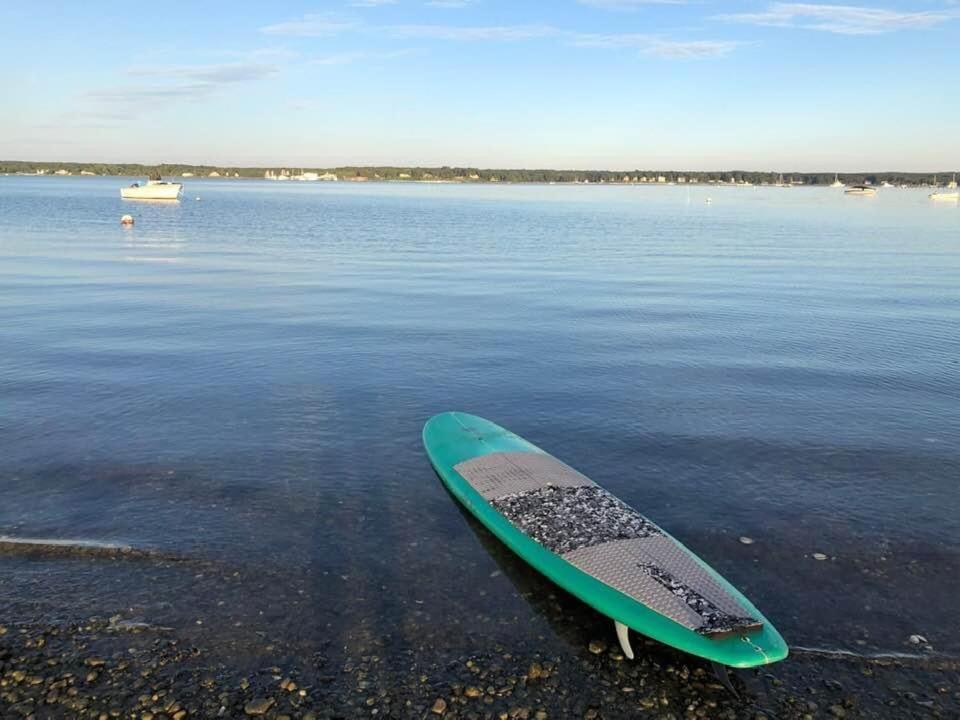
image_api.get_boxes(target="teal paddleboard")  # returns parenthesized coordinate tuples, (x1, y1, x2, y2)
(423, 412, 788, 668)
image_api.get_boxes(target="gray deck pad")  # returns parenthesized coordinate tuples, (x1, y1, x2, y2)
(455, 452, 760, 636)
(454, 452, 594, 501)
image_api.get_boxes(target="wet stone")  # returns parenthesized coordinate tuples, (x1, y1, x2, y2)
(243, 697, 275, 716)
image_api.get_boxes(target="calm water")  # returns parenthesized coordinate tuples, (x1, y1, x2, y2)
(1, 176, 958, 665)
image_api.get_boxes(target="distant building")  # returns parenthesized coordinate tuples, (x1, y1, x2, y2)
(398, 173, 411, 179)
(318, 172, 338, 181)
(208, 171, 221, 177)
(469, 173, 480, 180)
(677, 176, 687, 183)
(622, 175, 631, 183)
(54, 169, 71, 175)
(80, 170, 96, 176)
(657, 176, 666, 183)
(181, 172, 195, 177)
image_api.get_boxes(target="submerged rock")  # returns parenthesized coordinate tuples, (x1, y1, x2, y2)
(243, 697, 274, 716)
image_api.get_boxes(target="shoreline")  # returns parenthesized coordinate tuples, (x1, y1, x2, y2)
(3, 610, 957, 719)
(2, 538, 958, 719)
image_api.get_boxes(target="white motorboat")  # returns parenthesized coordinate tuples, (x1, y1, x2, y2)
(844, 185, 877, 196)
(121, 178, 183, 200)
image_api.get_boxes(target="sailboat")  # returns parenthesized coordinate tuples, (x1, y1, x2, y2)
(929, 174, 959, 202)
(830, 173, 844, 188)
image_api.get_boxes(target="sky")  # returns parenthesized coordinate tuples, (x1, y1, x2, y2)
(2, 1, 959, 171)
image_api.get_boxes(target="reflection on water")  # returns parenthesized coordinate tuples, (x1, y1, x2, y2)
(0, 176, 958, 666)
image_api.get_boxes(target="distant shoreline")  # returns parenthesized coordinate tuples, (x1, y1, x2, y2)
(1, 160, 955, 187)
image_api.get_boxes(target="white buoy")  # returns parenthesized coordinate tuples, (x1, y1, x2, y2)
(120, 214, 134, 225)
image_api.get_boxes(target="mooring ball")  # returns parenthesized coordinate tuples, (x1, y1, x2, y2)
(120, 214, 134, 225)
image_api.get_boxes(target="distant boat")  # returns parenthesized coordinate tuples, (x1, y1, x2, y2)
(121, 178, 183, 200)
(929, 174, 959, 201)
(929, 191, 959, 202)
(830, 173, 844, 188)
(844, 185, 877, 196)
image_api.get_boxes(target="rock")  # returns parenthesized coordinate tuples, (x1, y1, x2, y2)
(527, 663, 543, 680)
(588, 641, 606, 655)
(909, 634, 928, 645)
(828, 705, 845, 718)
(535, 711, 547, 720)
(465, 686, 482, 698)
(812, 553, 828, 561)
(244, 698, 275, 716)
(431, 698, 447, 715)
(739, 536, 755, 545)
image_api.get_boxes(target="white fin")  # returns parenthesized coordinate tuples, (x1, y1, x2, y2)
(615, 621, 634, 660)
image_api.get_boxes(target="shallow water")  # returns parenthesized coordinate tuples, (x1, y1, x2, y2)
(1, 176, 958, 665)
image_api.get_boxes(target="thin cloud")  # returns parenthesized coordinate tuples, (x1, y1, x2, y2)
(643, 39, 740, 58)
(425, 0, 478, 7)
(385, 23, 560, 39)
(260, 13, 360, 37)
(127, 62, 278, 84)
(350, 0, 397, 5)
(311, 49, 420, 65)
(717, 3, 960, 35)
(85, 62, 278, 111)
(259, 12, 740, 59)
(570, 32, 655, 48)
(570, 32, 740, 58)
(578, 0, 686, 9)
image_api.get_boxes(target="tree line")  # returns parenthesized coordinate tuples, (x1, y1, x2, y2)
(0, 160, 954, 186)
